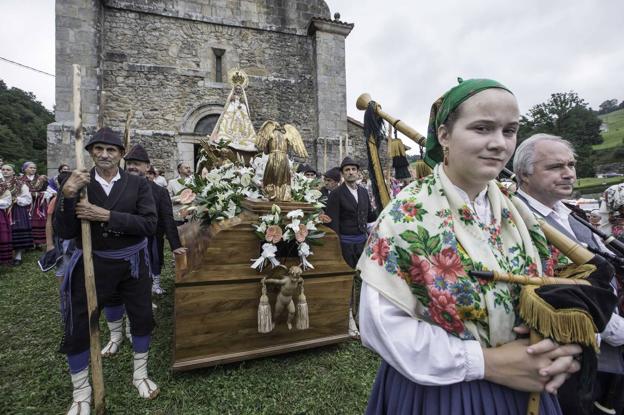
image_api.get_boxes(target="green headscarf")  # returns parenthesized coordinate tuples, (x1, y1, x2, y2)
(423, 78, 513, 167)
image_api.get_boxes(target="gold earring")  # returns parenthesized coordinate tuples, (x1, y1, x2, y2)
(443, 146, 449, 166)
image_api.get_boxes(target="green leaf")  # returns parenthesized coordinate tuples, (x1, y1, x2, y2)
(395, 246, 412, 270)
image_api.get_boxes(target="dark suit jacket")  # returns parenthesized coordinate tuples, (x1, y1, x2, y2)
(326, 183, 377, 236)
(149, 181, 182, 250)
(54, 168, 157, 251)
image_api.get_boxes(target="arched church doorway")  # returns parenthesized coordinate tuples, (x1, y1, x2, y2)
(177, 104, 223, 173)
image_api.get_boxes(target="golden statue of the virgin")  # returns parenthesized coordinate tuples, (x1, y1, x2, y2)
(209, 69, 257, 153)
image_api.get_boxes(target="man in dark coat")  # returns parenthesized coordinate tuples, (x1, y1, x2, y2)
(55, 127, 159, 414)
(100, 144, 187, 361)
(326, 157, 377, 269)
(321, 166, 341, 200)
(513, 133, 624, 415)
(124, 144, 185, 294)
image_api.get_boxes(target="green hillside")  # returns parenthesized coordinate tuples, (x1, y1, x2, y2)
(593, 108, 624, 151)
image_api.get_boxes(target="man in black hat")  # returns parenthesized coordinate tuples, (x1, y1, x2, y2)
(326, 157, 377, 268)
(124, 144, 185, 293)
(55, 127, 159, 414)
(299, 164, 318, 180)
(100, 144, 186, 355)
(321, 167, 341, 199)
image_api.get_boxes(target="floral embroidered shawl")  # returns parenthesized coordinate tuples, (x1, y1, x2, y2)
(358, 164, 553, 347)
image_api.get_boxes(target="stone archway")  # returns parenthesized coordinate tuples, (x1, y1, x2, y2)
(177, 103, 223, 171)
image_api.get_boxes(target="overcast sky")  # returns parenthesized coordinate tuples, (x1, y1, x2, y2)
(1, 0, 623, 144)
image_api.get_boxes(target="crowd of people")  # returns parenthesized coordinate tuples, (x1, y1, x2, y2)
(0, 159, 55, 266)
(4, 79, 624, 415)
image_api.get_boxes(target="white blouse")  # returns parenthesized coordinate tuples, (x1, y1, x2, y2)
(360, 282, 485, 385)
(1, 184, 32, 209)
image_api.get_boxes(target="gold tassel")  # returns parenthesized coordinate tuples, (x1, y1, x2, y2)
(556, 263, 596, 280)
(295, 283, 309, 330)
(519, 286, 598, 351)
(257, 281, 273, 334)
(389, 139, 407, 158)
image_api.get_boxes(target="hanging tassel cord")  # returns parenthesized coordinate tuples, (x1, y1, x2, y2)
(295, 281, 309, 330)
(257, 279, 273, 333)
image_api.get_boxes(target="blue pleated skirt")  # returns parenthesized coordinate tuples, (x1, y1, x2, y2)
(366, 361, 562, 415)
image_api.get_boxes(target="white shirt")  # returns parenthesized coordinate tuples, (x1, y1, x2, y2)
(0, 184, 32, 208)
(94, 169, 121, 196)
(517, 190, 576, 236)
(359, 186, 493, 385)
(453, 185, 491, 224)
(360, 282, 485, 385)
(154, 175, 168, 188)
(167, 176, 192, 199)
(517, 189, 624, 347)
(346, 183, 359, 203)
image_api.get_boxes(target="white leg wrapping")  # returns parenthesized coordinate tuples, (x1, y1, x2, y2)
(125, 316, 132, 343)
(132, 352, 159, 400)
(67, 368, 91, 415)
(348, 308, 360, 339)
(101, 318, 123, 357)
(152, 274, 164, 295)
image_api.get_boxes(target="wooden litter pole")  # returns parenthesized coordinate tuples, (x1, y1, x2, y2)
(72, 64, 106, 415)
(120, 110, 133, 169)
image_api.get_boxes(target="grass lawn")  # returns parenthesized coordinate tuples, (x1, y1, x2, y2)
(0, 249, 379, 414)
(594, 108, 624, 151)
(574, 175, 624, 191)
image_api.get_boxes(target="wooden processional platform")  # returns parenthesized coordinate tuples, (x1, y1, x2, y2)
(172, 199, 354, 371)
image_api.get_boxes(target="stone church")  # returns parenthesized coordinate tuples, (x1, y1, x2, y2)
(47, 0, 369, 178)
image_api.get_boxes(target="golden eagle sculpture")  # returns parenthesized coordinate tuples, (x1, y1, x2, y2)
(256, 121, 308, 201)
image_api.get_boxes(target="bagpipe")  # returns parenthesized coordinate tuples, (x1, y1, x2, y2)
(357, 94, 620, 415)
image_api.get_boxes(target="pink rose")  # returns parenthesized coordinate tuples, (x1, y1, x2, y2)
(295, 224, 309, 243)
(430, 247, 464, 282)
(371, 237, 390, 266)
(409, 255, 434, 285)
(265, 225, 283, 244)
(428, 288, 464, 334)
(179, 188, 196, 204)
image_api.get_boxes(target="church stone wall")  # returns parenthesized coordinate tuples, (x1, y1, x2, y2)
(48, 0, 352, 179)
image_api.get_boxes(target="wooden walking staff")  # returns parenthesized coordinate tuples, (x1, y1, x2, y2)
(119, 110, 133, 169)
(72, 64, 106, 415)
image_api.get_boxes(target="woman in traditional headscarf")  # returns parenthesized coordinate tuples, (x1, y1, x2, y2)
(20, 161, 48, 247)
(1, 164, 32, 265)
(358, 79, 582, 414)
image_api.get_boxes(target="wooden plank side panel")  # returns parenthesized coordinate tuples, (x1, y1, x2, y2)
(173, 275, 353, 365)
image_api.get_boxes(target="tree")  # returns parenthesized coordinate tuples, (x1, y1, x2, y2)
(598, 99, 619, 115)
(0, 79, 53, 171)
(518, 91, 602, 177)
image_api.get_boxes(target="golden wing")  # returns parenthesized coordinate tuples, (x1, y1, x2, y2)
(284, 124, 308, 159)
(256, 120, 277, 151)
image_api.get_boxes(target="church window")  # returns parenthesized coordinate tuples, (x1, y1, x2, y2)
(212, 48, 226, 82)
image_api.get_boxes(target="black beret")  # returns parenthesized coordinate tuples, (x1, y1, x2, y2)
(340, 156, 359, 171)
(124, 144, 150, 163)
(85, 127, 124, 150)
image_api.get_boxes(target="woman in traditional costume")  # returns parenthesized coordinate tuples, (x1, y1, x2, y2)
(358, 79, 582, 414)
(20, 161, 48, 247)
(2, 164, 32, 265)
(0, 164, 17, 265)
